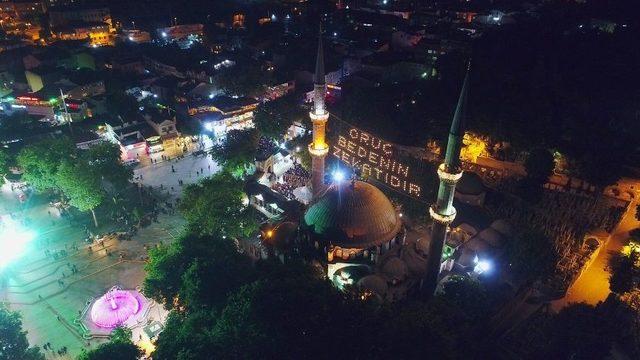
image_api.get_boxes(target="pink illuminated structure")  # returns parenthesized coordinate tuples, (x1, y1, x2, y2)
(90, 287, 142, 328)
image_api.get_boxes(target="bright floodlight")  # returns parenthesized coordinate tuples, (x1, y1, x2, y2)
(473, 258, 492, 274)
(161, 31, 167, 37)
(0, 217, 36, 268)
(332, 170, 345, 182)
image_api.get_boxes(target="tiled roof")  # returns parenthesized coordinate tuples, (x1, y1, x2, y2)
(304, 180, 401, 249)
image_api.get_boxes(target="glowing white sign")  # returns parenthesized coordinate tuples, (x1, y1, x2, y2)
(332, 127, 422, 198)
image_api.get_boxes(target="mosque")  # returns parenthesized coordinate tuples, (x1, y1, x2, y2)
(246, 29, 512, 300)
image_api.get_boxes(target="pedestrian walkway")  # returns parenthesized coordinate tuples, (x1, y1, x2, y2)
(552, 199, 639, 310)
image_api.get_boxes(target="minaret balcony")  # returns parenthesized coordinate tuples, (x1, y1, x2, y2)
(437, 163, 463, 183)
(309, 111, 329, 122)
(308, 143, 329, 157)
(429, 205, 457, 224)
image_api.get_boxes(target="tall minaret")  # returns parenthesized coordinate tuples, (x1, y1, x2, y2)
(309, 24, 329, 199)
(423, 64, 470, 295)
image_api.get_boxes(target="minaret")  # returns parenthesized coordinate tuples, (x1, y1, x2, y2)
(309, 24, 329, 199)
(423, 64, 470, 295)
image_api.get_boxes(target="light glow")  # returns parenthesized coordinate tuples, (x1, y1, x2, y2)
(0, 217, 36, 268)
(332, 170, 345, 182)
(473, 256, 492, 274)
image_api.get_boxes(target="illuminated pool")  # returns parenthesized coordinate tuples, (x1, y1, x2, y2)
(90, 287, 144, 328)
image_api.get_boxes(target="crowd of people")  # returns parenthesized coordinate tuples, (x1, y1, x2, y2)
(272, 164, 310, 200)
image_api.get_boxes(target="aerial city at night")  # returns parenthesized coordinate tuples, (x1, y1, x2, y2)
(0, 0, 639, 359)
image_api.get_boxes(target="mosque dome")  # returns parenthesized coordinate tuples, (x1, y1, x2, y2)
(304, 180, 401, 249)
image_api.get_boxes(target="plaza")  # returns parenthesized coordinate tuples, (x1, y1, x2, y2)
(0, 152, 219, 359)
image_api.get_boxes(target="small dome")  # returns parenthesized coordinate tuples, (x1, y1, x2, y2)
(465, 237, 491, 253)
(490, 219, 513, 237)
(478, 228, 504, 248)
(304, 181, 401, 249)
(456, 172, 486, 195)
(381, 257, 409, 282)
(401, 242, 429, 276)
(358, 274, 388, 297)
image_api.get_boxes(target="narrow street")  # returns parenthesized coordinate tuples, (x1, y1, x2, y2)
(552, 198, 639, 309)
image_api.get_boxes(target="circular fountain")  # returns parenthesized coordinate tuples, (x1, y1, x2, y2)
(90, 287, 141, 328)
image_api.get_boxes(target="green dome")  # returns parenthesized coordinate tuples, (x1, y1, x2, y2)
(304, 181, 401, 249)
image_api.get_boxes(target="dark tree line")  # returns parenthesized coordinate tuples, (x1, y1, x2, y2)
(143, 232, 496, 360)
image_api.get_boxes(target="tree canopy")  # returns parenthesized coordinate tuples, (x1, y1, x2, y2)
(524, 149, 555, 184)
(83, 142, 132, 188)
(16, 137, 131, 226)
(0, 148, 9, 176)
(77, 327, 141, 360)
(0, 303, 44, 360)
(253, 95, 304, 139)
(149, 254, 496, 360)
(17, 137, 75, 191)
(213, 61, 270, 98)
(505, 228, 558, 282)
(210, 128, 259, 174)
(143, 233, 254, 311)
(56, 160, 105, 227)
(179, 172, 258, 238)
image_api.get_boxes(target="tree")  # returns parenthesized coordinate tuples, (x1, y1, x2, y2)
(505, 228, 558, 282)
(289, 134, 312, 171)
(56, 160, 105, 227)
(209, 266, 349, 359)
(151, 309, 217, 360)
(542, 303, 614, 359)
(16, 137, 75, 191)
(210, 128, 259, 174)
(524, 148, 555, 183)
(516, 148, 555, 203)
(0, 148, 9, 176)
(144, 233, 254, 310)
(636, 204, 640, 222)
(179, 172, 258, 238)
(253, 95, 303, 139)
(77, 327, 141, 360)
(438, 276, 491, 324)
(105, 92, 138, 119)
(83, 142, 132, 188)
(213, 62, 269, 98)
(609, 250, 639, 294)
(0, 303, 44, 360)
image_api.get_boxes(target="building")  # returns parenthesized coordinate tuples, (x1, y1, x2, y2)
(49, 5, 112, 27)
(109, 54, 146, 75)
(51, 21, 114, 46)
(156, 24, 204, 42)
(304, 179, 404, 284)
(102, 118, 156, 160)
(0, 1, 45, 20)
(190, 95, 259, 137)
(121, 29, 152, 44)
(142, 107, 180, 153)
